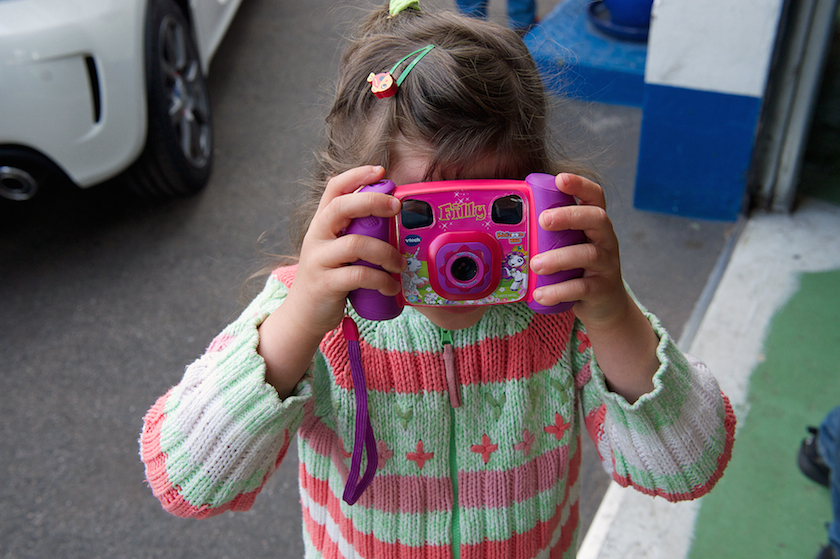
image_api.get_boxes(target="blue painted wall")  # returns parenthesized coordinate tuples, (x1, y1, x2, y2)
(632, 1, 784, 221)
(634, 85, 762, 220)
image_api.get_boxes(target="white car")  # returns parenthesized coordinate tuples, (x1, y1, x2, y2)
(0, 0, 242, 201)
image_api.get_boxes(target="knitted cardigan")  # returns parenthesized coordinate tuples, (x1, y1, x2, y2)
(140, 265, 735, 559)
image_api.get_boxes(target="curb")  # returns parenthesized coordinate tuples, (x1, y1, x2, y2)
(578, 198, 840, 558)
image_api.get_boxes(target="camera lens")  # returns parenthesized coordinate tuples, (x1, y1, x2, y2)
(451, 256, 478, 282)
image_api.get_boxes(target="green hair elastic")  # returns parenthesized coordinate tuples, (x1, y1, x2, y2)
(389, 0, 420, 17)
(366, 44, 435, 99)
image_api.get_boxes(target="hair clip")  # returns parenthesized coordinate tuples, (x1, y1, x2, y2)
(367, 44, 435, 99)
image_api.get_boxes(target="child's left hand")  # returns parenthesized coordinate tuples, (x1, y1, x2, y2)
(529, 173, 627, 329)
(530, 173, 660, 402)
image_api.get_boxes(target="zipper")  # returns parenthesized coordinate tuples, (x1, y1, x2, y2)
(450, 405, 461, 559)
(442, 329, 461, 559)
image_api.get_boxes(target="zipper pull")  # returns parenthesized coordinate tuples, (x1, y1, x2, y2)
(441, 329, 461, 408)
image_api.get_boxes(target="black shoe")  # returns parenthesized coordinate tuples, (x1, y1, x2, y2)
(799, 426, 831, 487)
(816, 545, 839, 559)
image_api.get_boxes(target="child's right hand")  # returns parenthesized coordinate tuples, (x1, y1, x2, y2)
(257, 165, 405, 397)
(290, 165, 406, 335)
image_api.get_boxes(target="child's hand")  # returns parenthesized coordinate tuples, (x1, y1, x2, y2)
(288, 165, 406, 337)
(530, 173, 659, 402)
(258, 166, 405, 398)
(529, 173, 627, 328)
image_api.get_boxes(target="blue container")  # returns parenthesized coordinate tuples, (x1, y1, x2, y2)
(603, 0, 653, 28)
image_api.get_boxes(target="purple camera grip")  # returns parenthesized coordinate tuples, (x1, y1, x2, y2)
(346, 181, 403, 320)
(525, 173, 587, 314)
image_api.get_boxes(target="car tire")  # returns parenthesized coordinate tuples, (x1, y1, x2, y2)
(126, 0, 213, 198)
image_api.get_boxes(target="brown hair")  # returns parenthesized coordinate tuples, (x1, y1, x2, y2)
(289, 2, 594, 254)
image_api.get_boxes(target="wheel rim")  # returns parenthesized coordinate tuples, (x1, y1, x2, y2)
(158, 15, 211, 169)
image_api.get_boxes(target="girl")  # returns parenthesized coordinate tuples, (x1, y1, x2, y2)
(139, 2, 736, 558)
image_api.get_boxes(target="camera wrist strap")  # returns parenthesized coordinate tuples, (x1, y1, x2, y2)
(341, 315, 378, 505)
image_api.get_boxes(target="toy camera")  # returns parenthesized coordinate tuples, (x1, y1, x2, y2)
(346, 172, 587, 320)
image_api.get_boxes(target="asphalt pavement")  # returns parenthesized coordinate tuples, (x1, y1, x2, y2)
(0, 0, 736, 557)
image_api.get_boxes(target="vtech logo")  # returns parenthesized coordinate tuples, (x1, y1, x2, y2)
(404, 234, 422, 247)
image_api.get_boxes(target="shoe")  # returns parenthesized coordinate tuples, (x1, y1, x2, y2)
(799, 426, 831, 487)
(816, 545, 839, 559)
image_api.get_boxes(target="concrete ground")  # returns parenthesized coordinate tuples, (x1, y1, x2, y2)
(0, 1, 738, 558)
(580, 195, 840, 559)
(580, 10, 840, 558)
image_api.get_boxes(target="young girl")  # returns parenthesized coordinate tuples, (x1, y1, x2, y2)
(139, 2, 736, 557)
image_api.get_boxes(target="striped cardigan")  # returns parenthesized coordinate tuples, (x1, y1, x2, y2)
(140, 265, 735, 558)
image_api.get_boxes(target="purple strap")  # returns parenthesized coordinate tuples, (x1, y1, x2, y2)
(341, 316, 379, 505)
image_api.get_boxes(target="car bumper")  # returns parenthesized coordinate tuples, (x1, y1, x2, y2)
(0, 0, 148, 187)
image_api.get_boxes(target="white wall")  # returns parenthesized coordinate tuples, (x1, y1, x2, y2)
(645, 0, 786, 98)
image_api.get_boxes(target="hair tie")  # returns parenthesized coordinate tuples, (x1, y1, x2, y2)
(367, 44, 435, 98)
(389, 0, 420, 17)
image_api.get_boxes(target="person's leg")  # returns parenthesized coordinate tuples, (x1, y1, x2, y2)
(818, 407, 840, 465)
(818, 407, 840, 557)
(454, 0, 488, 19)
(507, 0, 537, 31)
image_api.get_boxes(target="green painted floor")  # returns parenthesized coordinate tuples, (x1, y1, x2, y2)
(689, 15, 840, 557)
(689, 269, 840, 558)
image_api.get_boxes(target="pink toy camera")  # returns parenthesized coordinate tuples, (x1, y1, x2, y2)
(346, 172, 587, 320)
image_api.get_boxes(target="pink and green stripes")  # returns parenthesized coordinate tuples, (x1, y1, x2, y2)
(140, 264, 737, 559)
(296, 431, 583, 558)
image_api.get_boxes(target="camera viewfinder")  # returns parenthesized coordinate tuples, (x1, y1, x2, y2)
(401, 199, 434, 229)
(492, 195, 523, 224)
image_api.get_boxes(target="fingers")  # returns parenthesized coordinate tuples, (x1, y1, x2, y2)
(538, 174, 616, 248)
(318, 165, 386, 211)
(312, 167, 401, 239)
(294, 235, 403, 304)
(320, 232, 407, 276)
(320, 192, 402, 238)
(532, 275, 614, 308)
(540, 204, 616, 247)
(309, 165, 405, 273)
(297, 165, 405, 298)
(319, 264, 403, 298)
(531, 241, 610, 277)
(555, 173, 606, 209)
(530, 173, 624, 310)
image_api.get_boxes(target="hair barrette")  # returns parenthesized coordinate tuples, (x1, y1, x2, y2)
(367, 44, 435, 99)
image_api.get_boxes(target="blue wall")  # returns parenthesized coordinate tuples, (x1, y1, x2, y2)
(634, 84, 763, 221)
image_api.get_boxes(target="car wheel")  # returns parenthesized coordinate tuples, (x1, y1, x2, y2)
(126, 0, 213, 198)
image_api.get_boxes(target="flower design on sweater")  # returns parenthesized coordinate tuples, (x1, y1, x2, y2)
(544, 413, 571, 441)
(376, 440, 393, 470)
(513, 429, 536, 457)
(576, 330, 591, 353)
(471, 434, 498, 464)
(484, 392, 506, 420)
(406, 440, 434, 470)
(394, 403, 413, 430)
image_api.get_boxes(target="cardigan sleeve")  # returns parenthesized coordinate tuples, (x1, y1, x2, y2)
(139, 267, 313, 518)
(575, 308, 736, 502)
